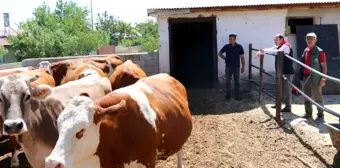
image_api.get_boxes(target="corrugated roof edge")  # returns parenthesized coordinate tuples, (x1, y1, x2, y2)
(147, 1, 340, 10)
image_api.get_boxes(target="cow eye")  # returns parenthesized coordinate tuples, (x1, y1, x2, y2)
(75, 129, 85, 139)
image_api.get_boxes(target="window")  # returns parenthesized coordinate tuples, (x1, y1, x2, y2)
(285, 17, 315, 35)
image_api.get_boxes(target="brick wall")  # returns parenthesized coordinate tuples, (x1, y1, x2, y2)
(21, 52, 159, 76)
(97, 45, 116, 55)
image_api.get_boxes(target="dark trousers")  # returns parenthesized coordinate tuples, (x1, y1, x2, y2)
(302, 76, 324, 116)
(225, 66, 240, 96)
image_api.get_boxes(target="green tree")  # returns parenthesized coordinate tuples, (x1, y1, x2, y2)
(0, 46, 8, 60)
(96, 11, 138, 45)
(9, 0, 109, 61)
(96, 12, 159, 52)
(134, 19, 159, 52)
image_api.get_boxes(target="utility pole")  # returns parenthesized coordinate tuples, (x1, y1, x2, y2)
(90, 0, 94, 30)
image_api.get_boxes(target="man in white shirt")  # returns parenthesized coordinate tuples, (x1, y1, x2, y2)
(256, 34, 294, 112)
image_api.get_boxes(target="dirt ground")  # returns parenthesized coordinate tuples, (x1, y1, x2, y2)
(0, 90, 330, 168)
(156, 110, 327, 168)
(156, 90, 328, 168)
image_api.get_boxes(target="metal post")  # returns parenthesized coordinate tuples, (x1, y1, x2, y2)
(259, 54, 264, 103)
(90, 0, 94, 30)
(275, 51, 284, 122)
(248, 43, 253, 91)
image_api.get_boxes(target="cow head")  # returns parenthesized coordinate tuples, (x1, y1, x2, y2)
(0, 75, 53, 135)
(38, 61, 53, 75)
(45, 95, 126, 168)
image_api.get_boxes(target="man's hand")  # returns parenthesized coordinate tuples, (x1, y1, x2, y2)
(241, 67, 245, 73)
(320, 78, 326, 87)
(256, 49, 264, 59)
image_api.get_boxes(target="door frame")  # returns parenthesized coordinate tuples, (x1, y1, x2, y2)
(168, 17, 218, 88)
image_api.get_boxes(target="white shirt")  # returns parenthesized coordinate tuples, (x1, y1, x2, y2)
(262, 44, 291, 55)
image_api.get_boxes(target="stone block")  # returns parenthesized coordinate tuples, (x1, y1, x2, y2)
(143, 66, 159, 73)
(144, 59, 158, 67)
(133, 59, 145, 67)
(142, 52, 158, 60)
(124, 54, 140, 61)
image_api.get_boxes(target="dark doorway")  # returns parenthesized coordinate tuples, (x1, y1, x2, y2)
(296, 24, 340, 94)
(168, 17, 217, 89)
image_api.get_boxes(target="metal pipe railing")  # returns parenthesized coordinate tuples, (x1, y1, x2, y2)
(250, 44, 340, 123)
(250, 48, 276, 57)
(283, 76, 340, 118)
(251, 65, 274, 77)
(248, 44, 277, 104)
(283, 53, 340, 84)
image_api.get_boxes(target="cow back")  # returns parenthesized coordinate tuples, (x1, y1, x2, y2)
(94, 73, 192, 166)
(109, 60, 147, 90)
(18, 69, 56, 88)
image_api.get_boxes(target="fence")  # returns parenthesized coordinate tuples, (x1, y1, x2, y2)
(248, 44, 276, 104)
(249, 43, 340, 124)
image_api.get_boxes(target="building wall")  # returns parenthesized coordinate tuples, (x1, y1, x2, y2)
(157, 7, 340, 84)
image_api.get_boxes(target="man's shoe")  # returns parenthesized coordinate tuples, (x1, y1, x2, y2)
(315, 115, 325, 123)
(281, 107, 291, 113)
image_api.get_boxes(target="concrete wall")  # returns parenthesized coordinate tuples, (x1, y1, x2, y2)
(115, 46, 142, 54)
(21, 52, 159, 76)
(0, 62, 21, 70)
(157, 7, 340, 84)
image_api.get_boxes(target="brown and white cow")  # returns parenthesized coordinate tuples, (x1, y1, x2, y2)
(50, 56, 123, 86)
(0, 73, 112, 168)
(45, 73, 192, 168)
(60, 63, 107, 85)
(18, 69, 56, 88)
(0, 67, 36, 77)
(109, 60, 147, 90)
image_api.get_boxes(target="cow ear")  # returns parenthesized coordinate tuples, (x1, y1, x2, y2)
(79, 93, 90, 98)
(94, 99, 126, 123)
(31, 84, 53, 100)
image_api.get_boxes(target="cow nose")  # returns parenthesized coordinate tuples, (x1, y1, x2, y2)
(16, 122, 23, 130)
(45, 158, 65, 168)
(3, 120, 26, 134)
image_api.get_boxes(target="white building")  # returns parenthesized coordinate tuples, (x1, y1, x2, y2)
(147, 1, 340, 91)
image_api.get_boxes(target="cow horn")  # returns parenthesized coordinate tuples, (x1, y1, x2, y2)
(29, 75, 40, 82)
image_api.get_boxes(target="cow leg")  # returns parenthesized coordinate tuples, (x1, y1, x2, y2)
(10, 144, 20, 168)
(176, 149, 184, 168)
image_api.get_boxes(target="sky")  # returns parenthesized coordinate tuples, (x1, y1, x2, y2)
(0, 0, 160, 30)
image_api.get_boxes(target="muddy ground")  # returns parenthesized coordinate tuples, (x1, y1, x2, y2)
(0, 89, 331, 168)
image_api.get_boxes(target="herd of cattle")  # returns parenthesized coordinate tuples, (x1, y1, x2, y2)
(0, 55, 193, 168)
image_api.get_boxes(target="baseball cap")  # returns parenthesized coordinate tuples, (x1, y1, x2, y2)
(306, 32, 317, 39)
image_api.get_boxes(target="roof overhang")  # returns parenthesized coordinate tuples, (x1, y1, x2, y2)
(147, 9, 190, 17)
(147, 2, 340, 17)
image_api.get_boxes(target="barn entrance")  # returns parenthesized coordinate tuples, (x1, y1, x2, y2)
(169, 17, 217, 89)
